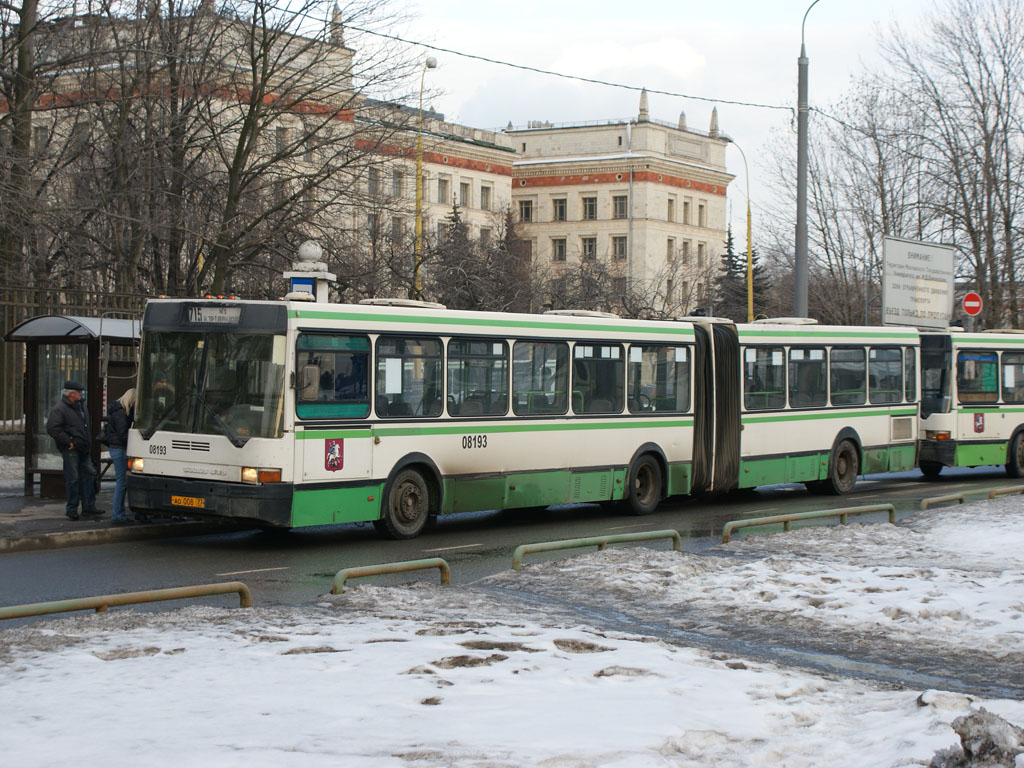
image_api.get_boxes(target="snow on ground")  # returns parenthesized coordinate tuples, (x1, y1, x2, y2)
(0, 455, 23, 490)
(1, 498, 1023, 766)
(491, 498, 1024, 661)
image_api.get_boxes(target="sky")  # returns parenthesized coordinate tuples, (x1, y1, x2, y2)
(2, 492, 1023, 765)
(376, 0, 939, 236)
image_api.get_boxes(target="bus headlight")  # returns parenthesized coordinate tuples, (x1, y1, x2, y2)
(128, 457, 144, 473)
(241, 467, 281, 484)
(925, 431, 951, 441)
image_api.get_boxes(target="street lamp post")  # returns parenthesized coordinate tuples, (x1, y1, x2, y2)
(413, 56, 437, 300)
(795, 0, 822, 318)
(724, 137, 754, 322)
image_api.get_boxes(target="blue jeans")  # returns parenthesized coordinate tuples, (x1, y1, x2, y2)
(62, 449, 97, 515)
(110, 446, 128, 520)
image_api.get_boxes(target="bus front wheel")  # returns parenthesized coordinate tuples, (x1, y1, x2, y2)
(623, 455, 662, 515)
(381, 468, 430, 539)
(823, 440, 859, 495)
(1006, 433, 1024, 478)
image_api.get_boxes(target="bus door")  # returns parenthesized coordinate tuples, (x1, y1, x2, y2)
(691, 321, 741, 493)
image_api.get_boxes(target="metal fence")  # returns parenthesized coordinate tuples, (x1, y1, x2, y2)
(1, 285, 147, 434)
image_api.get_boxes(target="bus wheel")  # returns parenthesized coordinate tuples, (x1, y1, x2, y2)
(381, 469, 430, 539)
(824, 440, 858, 495)
(624, 455, 662, 515)
(920, 461, 943, 479)
(1006, 433, 1024, 478)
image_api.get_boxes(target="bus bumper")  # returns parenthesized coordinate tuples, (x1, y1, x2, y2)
(127, 474, 294, 527)
(918, 439, 956, 466)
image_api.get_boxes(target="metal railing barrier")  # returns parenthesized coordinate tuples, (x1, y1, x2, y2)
(0, 581, 252, 621)
(920, 493, 966, 511)
(512, 529, 682, 571)
(988, 485, 1024, 500)
(331, 558, 451, 594)
(721, 504, 896, 544)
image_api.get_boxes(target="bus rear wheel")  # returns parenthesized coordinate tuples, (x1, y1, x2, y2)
(920, 461, 943, 479)
(823, 440, 859, 495)
(381, 468, 430, 539)
(1006, 433, 1024, 478)
(623, 455, 662, 515)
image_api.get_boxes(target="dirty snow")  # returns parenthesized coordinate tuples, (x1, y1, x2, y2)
(2, 498, 1024, 766)
(0, 455, 22, 490)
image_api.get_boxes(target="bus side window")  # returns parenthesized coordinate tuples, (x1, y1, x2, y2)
(830, 347, 866, 406)
(1002, 352, 1024, 403)
(788, 347, 826, 408)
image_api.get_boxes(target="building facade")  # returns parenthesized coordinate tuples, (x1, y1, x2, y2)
(507, 91, 732, 314)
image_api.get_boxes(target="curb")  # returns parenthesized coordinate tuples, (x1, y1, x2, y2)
(0, 522, 242, 554)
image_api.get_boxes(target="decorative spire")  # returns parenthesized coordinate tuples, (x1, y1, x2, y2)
(709, 106, 719, 138)
(678, 110, 687, 131)
(331, 4, 344, 47)
(638, 88, 649, 122)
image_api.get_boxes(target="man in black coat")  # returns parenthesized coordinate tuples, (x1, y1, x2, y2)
(45, 380, 104, 521)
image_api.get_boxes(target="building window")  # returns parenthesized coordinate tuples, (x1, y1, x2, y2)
(33, 125, 49, 153)
(438, 177, 450, 206)
(698, 201, 707, 227)
(667, 279, 673, 298)
(667, 238, 675, 261)
(392, 169, 404, 198)
(552, 238, 566, 262)
(367, 213, 378, 237)
(437, 221, 446, 241)
(276, 126, 290, 153)
(480, 227, 492, 244)
(612, 236, 627, 260)
(552, 198, 567, 222)
(683, 199, 692, 225)
(519, 200, 533, 222)
(614, 277, 627, 294)
(582, 196, 597, 221)
(667, 197, 676, 222)
(368, 167, 380, 196)
(391, 217, 405, 243)
(682, 240, 691, 264)
(697, 242, 706, 267)
(581, 236, 597, 259)
(460, 181, 471, 207)
(613, 195, 628, 219)
(480, 186, 492, 210)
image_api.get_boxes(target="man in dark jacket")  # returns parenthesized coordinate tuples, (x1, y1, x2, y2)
(45, 380, 104, 521)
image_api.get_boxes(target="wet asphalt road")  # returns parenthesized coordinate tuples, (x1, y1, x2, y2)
(0, 465, 1015, 620)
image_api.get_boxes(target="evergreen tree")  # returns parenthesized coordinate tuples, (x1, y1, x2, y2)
(714, 226, 772, 321)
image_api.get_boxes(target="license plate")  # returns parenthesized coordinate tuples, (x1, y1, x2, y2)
(170, 495, 206, 509)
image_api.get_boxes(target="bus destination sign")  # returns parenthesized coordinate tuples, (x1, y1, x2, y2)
(187, 305, 242, 325)
(882, 236, 955, 329)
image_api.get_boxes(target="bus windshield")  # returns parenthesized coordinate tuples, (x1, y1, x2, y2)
(136, 331, 287, 442)
(920, 335, 952, 418)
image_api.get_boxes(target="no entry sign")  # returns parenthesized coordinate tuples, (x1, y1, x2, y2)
(962, 291, 983, 317)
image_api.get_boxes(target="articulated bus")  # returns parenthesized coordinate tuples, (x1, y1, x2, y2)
(123, 297, 1011, 538)
(919, 328, 1024, 478)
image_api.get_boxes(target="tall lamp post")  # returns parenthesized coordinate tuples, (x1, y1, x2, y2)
(726, 138, 754, 322)
(413, 56, 437, 300)
(795, 0, 822, 318)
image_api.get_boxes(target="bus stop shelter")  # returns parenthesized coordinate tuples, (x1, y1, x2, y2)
(3, 315, 140, 497)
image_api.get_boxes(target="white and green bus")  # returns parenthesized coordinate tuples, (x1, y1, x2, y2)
(919, 328, 1024, 478)
(126, 298, 921, 538)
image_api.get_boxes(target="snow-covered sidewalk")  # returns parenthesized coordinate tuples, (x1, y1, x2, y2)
(1, 499, 1023, 767)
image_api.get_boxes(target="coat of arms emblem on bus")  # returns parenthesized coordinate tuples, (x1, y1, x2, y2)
(325, 439, 343, 471)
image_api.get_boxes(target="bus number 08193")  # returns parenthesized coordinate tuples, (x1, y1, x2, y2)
(462, 435, 488, 449)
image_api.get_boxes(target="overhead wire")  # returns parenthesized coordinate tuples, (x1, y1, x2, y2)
(342, 23, 794, 116)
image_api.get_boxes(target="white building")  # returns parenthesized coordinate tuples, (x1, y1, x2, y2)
(507, 91, 733, 312)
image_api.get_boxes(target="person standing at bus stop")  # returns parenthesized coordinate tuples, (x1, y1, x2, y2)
(46, 380, 105, 521)
(106, 388, 136, 525)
